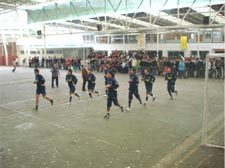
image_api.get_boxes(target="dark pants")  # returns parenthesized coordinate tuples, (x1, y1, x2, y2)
(52, 77, 58, 88)
(129, 88, 141, 100)
(167, 83, 175, 98)
(128, 88, 142, 107)
(12, 65, 16, 72)
(107, 92, 119, 108)
(82, 78, 87, 91)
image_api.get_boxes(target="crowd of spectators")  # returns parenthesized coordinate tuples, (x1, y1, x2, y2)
(86, 51, 224, 79)
(28, 56, 82, 71)
(26, 50, 224, 79)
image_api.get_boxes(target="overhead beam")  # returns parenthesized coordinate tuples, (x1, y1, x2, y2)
(109, 14, 159, 28)
(145, 11, 192, 26)
(58, 21, 97, 31)
(0, 2, 16, 11)
(127, 0, 144, 27)
(34, 23, 225, 36)
(81, 18, 126, 29)
(193, 6, 225, 24)
(210, 4, 225, 24)
(180, 0, 197, 25)
(152, 0, 169, 25)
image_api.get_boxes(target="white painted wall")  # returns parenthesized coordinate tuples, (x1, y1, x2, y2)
(16, 46, 63, 66)
(93, 42, 224, 57)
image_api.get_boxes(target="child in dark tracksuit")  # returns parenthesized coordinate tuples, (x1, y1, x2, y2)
(66, 69, 80, 104)
(127, 69, 142, 111)
(142, 68, 156, 105)
(33, 68, 53, 110)
(104, 67, 109, 97)
(165, 70, 178, 100)
(87, 69, 100, 99)
(104, 71, 124, 119)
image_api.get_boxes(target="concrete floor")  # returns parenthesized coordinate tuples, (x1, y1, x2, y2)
(0, 66, 224, 168)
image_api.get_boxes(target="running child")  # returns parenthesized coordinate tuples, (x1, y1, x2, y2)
(141, 68, 156, 105)
(103, 66, 109, 97)
(87, 69, 100, 99)
(66, 69, 80, 104)
(33, 68, 53, 110)
(104, 71, 124, 119)
(103, 65, 115, 97)
(12, 59, 16, 72)
(127, 68, 142, 111)
(165, 69, 178, 100)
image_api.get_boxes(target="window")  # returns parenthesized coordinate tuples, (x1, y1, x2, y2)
(54, 50, 62, 54)
(168, 51, 184, 59)
(83, 35, 94, 43)
(187, 33, 197, 43)
(47, 50, 54, 54)
(110, 35, 123, 44)
(166, 32, 181, 43)
(159, 34, 166, 43)
(96, 36, 108, 44)
(20, 51, 24, 54)
(147, 50, 163, 58)
(213, 31, 223, 43)
(199, 51, 209, 59)
(202, 31, 212, 43)
(146, 34, 157, 43)
(125, 35, 137, 44)
(190, 51, 198, 57)
(30, 51, 37, 54)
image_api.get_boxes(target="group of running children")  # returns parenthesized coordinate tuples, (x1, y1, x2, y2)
(33, 67, 178, 119)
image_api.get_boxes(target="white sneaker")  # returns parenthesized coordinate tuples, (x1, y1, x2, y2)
(126, 107, 131, 111)
(66, 102, 71, 105)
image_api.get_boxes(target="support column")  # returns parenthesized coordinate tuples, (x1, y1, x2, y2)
(156, 33, 159, 59)
(43, 24, 47, 58)
(1, 30, 8, 66)
(197, 30, 200, 58)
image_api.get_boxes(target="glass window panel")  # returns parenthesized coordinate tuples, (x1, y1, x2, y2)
(188, 33, 197, 43)
(111, 35, 123, 44)
(213, 31, 223, 43)
(146, 34, 157, 43)
(203, 31, 212, 43)
(96, 36, 108, 44)
(125, 35, 137, 44)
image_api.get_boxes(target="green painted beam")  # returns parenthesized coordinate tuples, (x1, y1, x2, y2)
(26, 0, 225, 24)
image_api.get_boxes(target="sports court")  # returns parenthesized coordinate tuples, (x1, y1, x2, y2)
(0, 0, 224, 167)
(0, 66, 223, 168)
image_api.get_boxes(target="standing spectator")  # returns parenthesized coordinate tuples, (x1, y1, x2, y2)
(196, 59, 204, 78)
(82, 65, 88, 91)
(29, 57, 32, 67)
(51, 64, 60, 88)
(189, 59, 195, 77)
(23, 58, 26, 66)
(178, 60, 186, 79)
(131, 57, 138, 70)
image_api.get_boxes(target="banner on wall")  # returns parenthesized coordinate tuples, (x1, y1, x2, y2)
(180, 36, 188, 50)
(138, 33, 144, 49)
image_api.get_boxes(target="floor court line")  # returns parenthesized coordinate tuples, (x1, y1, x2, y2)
(151, 112, 224, 168)
(0, 98, 35, 106)
(174, 123, 224, 168)
(0, 104, 121, 149)
(0, 79, 33, 86)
